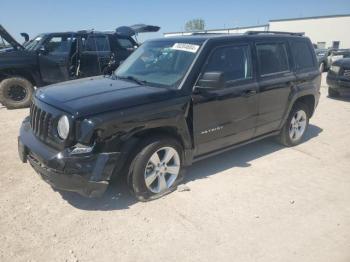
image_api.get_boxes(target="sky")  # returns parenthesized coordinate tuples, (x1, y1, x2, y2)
(1, 0, 350, 42)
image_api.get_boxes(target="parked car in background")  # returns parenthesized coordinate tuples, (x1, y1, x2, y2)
(327, 58, 350, 97)
(18, 31, 321, 200)
(327, 49, 350, 69)
(315, 48, 330, 72)
(0, 24, 160, 109)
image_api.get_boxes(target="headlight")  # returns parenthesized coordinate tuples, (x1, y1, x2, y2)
(57, 115, 70, 140)
(330, 65, 341, 74)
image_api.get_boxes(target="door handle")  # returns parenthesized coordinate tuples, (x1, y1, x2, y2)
(241, 90, 257, 97)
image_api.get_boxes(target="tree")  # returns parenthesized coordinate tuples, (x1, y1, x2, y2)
(185, 19, 205, 32)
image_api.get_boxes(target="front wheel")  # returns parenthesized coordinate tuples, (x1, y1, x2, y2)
(278, 103, 309, 147)
(0, 77, 34, 109)
(127, 136, 184, 201)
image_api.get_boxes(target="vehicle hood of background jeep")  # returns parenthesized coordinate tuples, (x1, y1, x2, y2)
(332, 58, 350, 67)
(0, 24, 24, 50)
(36, 76, 177, 117)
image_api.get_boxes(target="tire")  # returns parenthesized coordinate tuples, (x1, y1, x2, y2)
(127, 136, 185, 201)
(328, 87, 339, 98)
(278, 102, 310, 147)
(0, 77, 34, 109)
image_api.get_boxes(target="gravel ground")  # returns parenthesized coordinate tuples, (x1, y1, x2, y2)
(0, 74, 350, 262)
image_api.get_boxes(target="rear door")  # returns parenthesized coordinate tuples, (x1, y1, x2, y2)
(254, 40, 296, 136)
(79, 34, 112, 77)
(38, 35, 75, 83)
(192, 42, 259, 156)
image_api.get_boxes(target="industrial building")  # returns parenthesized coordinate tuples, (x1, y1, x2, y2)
(164, 14, 350, 49)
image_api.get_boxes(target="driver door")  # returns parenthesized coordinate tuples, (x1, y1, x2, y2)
(192, 43, 259, 156)
(38, 35, 75, 84)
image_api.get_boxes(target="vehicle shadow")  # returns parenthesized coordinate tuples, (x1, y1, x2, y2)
(59, 124, 323, 211)
(328, 95, 350, 102)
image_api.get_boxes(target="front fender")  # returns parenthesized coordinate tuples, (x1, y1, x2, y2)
(76, 96, 192, 151)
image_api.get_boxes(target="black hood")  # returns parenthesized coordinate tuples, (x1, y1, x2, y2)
(333, 58, 350, 67)
(36, 76, 176, 118)
(0, 24, 24, 50)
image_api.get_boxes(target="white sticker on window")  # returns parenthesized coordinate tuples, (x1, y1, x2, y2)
(172, 43, 200, 53)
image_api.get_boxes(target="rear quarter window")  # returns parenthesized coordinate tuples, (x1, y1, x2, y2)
(290, 40, 315, 71)
(84, 35, 110, 52)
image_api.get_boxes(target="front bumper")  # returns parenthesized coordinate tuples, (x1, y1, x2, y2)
(18, 119, 120, 197)
(327, 75, 350, 94)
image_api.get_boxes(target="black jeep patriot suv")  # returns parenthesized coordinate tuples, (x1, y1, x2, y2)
(18, 32, 321, 201)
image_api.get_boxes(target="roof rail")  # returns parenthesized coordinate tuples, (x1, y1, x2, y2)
(190, 32, 225, 35)
(245, 31, 305, 36)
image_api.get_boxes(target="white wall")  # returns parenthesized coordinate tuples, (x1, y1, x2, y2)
(269, 16, 350, 48)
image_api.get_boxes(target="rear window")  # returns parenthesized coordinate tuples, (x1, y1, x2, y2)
(256, 43, 289, 76)
(291, 41, 315, 70)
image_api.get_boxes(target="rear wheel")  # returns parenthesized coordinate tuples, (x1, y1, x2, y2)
(278, 103, 309, 147)
(328, 87, 339, 98)
(127, 136, 184, 201)
(0, 77, 34, 109)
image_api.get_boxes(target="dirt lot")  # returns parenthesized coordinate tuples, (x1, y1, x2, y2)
(1, 74, 350, 262)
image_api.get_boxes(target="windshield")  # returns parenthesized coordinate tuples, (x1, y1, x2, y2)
(24, 35, 44, 50)
(115, 40, 202, 88)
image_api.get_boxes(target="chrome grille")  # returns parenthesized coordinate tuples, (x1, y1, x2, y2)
(30, 103, 53, 140)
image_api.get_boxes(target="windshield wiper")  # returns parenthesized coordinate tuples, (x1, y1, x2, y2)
(117, 75, 146, 86)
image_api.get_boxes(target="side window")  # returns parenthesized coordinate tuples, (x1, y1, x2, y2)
(117, 38, 135, 49)
(44, 36, 75, 54)
(291, 41, 315, 71)
(256, 43, 289, 76)
(84, 35, 110, 52)
(203, 45, 252, 84)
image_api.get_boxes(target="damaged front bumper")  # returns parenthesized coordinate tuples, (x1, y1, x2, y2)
(18, 119, 120, 197)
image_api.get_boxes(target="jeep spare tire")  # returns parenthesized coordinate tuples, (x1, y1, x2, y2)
(0, 77, 34, 109)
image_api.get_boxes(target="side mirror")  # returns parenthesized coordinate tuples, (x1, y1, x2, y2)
(196, 71, 225, 91)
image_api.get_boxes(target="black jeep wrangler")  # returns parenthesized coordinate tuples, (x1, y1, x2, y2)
(0, 24, 159, 109)
(18, 32, 321, 201)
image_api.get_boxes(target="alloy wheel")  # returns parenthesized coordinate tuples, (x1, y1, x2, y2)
(289, 110, 307, 141)
(144, 147, 180, 194)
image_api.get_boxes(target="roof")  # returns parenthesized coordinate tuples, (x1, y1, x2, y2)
(270, 14, 350, 22)
(41, 30, 116, 35)
(153, 32, 306, 43)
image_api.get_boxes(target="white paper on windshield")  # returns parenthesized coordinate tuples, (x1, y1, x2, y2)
(172, 43, 200, 53)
